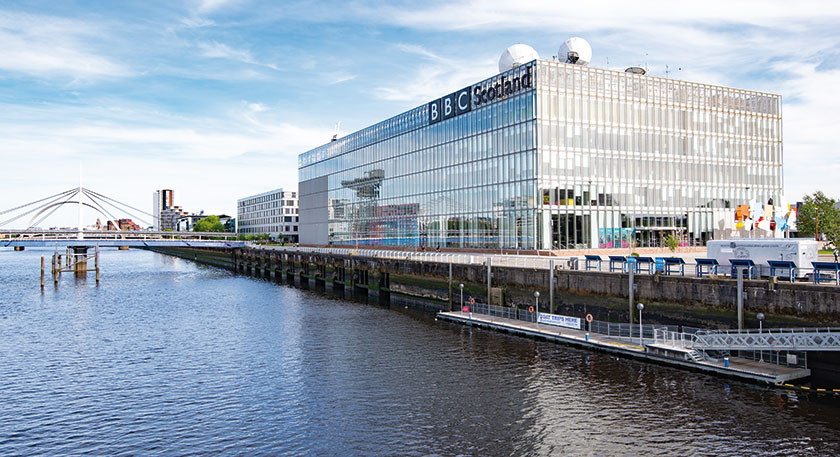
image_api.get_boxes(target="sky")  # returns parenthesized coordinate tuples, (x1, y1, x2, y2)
(1, 0, 839, 228)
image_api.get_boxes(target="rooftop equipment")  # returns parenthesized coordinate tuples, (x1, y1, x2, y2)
(498, 44, 539, 72)
(558, 37, 592, 66)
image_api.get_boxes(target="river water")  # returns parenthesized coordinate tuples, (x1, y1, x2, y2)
(1, 247, 839, 456)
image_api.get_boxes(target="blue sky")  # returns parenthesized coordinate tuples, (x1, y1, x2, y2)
(1, 0, 839, 228)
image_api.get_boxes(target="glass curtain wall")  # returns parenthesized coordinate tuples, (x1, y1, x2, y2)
(299, 64, 540, 249)
(534, 61, 783, 250)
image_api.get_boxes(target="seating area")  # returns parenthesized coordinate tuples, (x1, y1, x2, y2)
(584, 255, 602, 271)
(695, 258, 719, 277)
(812, 262, 840, 285)
(662, 257, 685, 276)
(768, 260, 797, 282)
(608, 255, 629, 272)
(729, 259, 757, 279)
(569, 255, 838, 286)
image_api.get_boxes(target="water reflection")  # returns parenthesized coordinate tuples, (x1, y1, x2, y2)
(0, 248, 838, 456)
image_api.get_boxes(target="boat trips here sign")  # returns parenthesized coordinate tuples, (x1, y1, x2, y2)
(537, 312, 581, 330)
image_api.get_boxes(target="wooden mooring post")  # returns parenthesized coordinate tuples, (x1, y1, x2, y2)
(40, 256, 44, 289)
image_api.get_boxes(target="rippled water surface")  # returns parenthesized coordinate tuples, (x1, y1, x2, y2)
(1, 248, 839, 456)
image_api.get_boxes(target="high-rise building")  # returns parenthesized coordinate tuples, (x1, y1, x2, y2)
(298, 40, 783, 250)
(237, 189, 299, 242)
(152, 189, 174, 231)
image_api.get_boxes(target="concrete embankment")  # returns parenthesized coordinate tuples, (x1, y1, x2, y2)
(147, 246, 840, 325)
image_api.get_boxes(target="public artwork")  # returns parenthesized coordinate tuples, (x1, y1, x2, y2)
(599, 228, 634, 248)
(734, 198, 796, 234)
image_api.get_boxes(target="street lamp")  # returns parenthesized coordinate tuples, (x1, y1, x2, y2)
(534, 291, 540, 314)
(636, 303, 645, 347)
(459, 283, 464, 311)
(757, 312, 765, 363)
(816, 210, 820, 242)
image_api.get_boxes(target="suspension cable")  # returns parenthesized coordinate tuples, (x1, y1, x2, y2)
(83, 192, 124, 230)
(24, 191, 83, 231)
(0, 188, 76, 217)
(83, 190, 153, 227)
(83, 188, 155, 218)
(0, 190, 79, 229)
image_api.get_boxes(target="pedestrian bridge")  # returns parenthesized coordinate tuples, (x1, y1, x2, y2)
(2, 230, 243, 248)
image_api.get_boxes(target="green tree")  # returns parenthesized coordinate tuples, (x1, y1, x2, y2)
(193, 215, 225, 232)
(663, 234, 679, 252)
(797, 191, 840, 248)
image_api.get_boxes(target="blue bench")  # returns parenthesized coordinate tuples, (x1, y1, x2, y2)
(608, 255, 627, 272)
(768, 260, 797, 282)
(585, 255, 603, 271)
(811, 262, 840, 285)
(634, 256, 654, 274)
(695, 258, 720, 277)
(730, 259, 756, 279)
(662, 257, 685, 276)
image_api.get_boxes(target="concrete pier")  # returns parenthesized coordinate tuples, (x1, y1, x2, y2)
(437, 310, 811, 385)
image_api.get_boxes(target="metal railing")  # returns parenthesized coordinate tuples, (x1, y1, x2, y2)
(693, 327, 840, 351)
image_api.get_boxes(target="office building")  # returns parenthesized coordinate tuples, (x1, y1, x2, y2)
(237, 189, 299, 242)
(152, 189, 174, 231)
(299, 39, 783, 250)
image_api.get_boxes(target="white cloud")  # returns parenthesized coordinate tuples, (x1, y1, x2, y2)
(373, 44, 496, 102)
(196, 40, 284, 71)
(0, 12, 130, 79)
(0, 99, 331, 227)
(196, 0, 237, 13)
(244, 101, 269, 112)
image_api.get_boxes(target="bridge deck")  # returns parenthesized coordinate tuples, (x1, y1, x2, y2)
(3, 239, 244, 248)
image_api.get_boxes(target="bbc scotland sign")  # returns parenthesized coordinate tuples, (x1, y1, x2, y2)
(428, 64, 534, 125)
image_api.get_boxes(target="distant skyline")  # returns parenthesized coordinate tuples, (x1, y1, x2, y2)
(1, 0, 839, 228)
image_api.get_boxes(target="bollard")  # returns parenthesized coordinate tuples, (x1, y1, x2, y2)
(585, 333, 589, 342)
(724, 357, 730, 368)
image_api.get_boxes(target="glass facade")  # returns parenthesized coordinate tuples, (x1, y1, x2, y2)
(299, 60, 782, 250)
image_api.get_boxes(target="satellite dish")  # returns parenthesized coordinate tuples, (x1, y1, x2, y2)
(558, 37, 592, 66)
(499, 44, 539, 72)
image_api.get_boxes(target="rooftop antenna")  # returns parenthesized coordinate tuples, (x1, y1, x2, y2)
(331, 122, 341, 142)
(666, 64, 670, 78)
(645, 53, 648, 73)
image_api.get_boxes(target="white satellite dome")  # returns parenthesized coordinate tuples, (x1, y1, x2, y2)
(499, 44, 539, 72)
(558, 37, 592, 66)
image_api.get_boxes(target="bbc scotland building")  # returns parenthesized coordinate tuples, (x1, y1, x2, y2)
(299, 40, 783, 250)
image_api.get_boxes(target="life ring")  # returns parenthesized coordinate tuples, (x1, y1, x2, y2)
(528, 306, 534, 313)
(469, 297, 475, 305)
(586, 314, 593, 323)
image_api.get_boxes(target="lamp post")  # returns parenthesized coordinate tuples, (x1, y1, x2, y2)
(757, 312, 765, 363)
(534, 291, 540, 315)
(816, 210, 820, 242)
(636, 303, 644, 347)
(459, 283, 464, 311)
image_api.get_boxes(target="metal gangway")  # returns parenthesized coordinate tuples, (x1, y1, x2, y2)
(690, 327, 840, 351)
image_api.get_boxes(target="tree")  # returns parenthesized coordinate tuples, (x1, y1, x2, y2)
(663, 234, 679, 252)
(193, 215, 225, 232)
(797, 191, 840, 248)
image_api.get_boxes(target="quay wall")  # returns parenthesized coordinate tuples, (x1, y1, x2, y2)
(149, 246, 840, 323)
